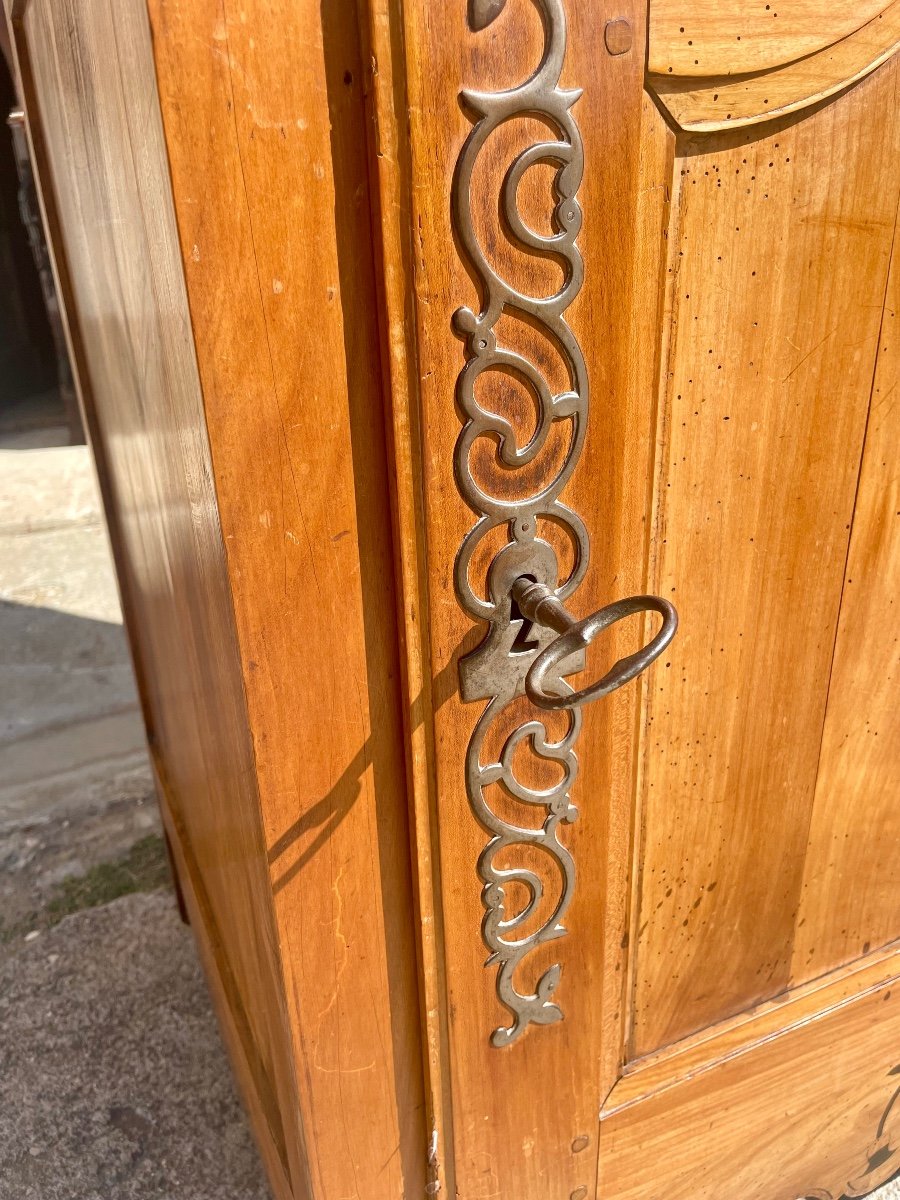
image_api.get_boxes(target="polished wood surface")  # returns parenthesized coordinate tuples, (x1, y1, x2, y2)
(146, 4, 426, 1196)
(631, 55, 900, 1058)
(794, 212, 900, 982)
(648, 0, 891, 77)
(8, 0, 900, 1196)
(600, 956, 900, 1200)
(607, 946, 900, 1116)
(357, 1, 455, 1193)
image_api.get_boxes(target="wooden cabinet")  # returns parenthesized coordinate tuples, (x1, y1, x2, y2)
(5, 0, 898, 1197)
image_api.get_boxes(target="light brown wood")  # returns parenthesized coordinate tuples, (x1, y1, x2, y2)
(649, 0, 900, 131)
(599, 961, 900, 1200)
(10, 0, 900, 1197)
(608, 943, 900, 1115)
(630, 57, 900, 1058)
(792, 207, 900, 983)
(648, 0, 891, 78)
(145, 2, 426, 1197)
(355, 0, 455, 1193)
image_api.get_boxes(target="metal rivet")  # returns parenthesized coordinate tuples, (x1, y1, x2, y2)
(571, 1187, 589, 1200)
(572, 1135, 590, 1153)
(604, 18, 633, 56)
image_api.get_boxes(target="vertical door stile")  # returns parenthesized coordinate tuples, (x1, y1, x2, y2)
(398, 2, 654, 1196)
(353, 0, 457, 1195)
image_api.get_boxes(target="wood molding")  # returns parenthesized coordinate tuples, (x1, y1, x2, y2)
(354, 0, 455, 1194)
(607, 943, 900, 1116)
(648, 0, 891, 79)
(599, 961, 900, 1200)
(648, 1, 900, 132)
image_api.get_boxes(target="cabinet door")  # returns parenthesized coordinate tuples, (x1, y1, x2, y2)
(380, 1, 900, 1197)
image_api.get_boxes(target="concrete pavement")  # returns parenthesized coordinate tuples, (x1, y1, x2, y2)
(0, 892, 270, 1200)
(0, 442, 151, 831)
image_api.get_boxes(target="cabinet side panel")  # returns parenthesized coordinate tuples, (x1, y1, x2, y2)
(145, 2, 427, 1198)
(9, 0, 306, 1191)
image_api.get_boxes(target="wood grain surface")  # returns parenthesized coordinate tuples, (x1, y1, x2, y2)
(145, 1, 426, 1197)
(793, 195, 900, 983)
(649, 0, 900, 131)
(630, 57, 900, 1059)
(609, 944, 900, 1115)
(648, 0, 891, 78)
(600, 959, 900, 1200)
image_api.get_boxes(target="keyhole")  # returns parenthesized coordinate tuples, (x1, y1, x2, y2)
(510, 581, 540, 654)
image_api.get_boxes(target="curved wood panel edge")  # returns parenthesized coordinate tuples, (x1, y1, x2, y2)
(604, 943, 900, 1117)
(598, 968, 900, 1200)
(648, 1, 900, 132)
(647, 0, 890, 80)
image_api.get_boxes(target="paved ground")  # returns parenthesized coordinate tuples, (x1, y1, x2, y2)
(0, 433, 270, 1198)
(0, 438, 150, 831)
(0, 892, 270, 1200)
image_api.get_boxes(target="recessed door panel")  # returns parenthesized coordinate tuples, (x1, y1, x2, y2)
(630, 57, 900, 1058)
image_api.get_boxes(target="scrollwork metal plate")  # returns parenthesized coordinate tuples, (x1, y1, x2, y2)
(452, 0, 589, 1047)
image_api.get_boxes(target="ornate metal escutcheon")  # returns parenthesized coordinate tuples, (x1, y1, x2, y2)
(451, 0, 677, 1046)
